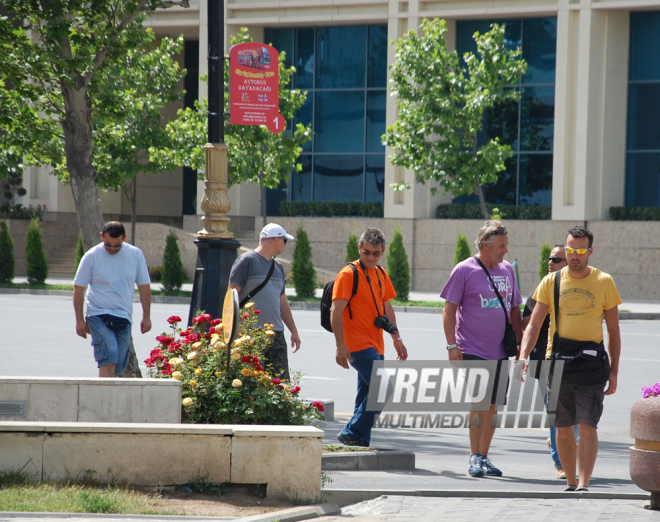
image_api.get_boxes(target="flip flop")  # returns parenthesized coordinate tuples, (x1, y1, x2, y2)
(575, 486, 589, 492)
(564, 485, 577, 492)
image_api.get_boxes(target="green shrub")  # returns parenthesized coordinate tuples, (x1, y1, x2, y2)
(161, 231, 185, 292)
(436, 203, 551, 220)
(539, 242, 552, 281)
(74, 233, 84, 275)
(149, 265, 162, 282)
(345, 233, 359, 263)
(25, 218, 48, 284)
(0, 220, 14, 284)
(454, 232, 472, 266)
(279, 200, 384, 218)
(386, 225, 410, 301)
(291, 226, 316, 298)
(609, 206, 660, 221)
(145, 310, 324, 425)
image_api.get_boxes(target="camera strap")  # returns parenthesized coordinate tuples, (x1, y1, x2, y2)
(358, 259, 384, 317)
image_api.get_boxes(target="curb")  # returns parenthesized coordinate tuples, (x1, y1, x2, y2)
(322, 450, 415, 471)
(320, 489, 651, 508)
(237, 503, 340, 522)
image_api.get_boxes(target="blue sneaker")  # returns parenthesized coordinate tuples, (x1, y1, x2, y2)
(468, 454, 484, 477)
(481, 456, 502, 476)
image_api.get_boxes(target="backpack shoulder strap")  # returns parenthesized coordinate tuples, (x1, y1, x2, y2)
(346, 262, 359, 319)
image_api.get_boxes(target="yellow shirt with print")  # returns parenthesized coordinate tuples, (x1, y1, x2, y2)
(532, 266, 622, 359)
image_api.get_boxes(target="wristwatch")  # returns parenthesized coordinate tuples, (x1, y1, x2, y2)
(446, 343, 458, 351)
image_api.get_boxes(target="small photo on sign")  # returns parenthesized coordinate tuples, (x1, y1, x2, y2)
(236, 47, 272, 70)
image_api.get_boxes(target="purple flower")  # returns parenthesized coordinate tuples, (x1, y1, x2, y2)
(642, 383, 660, 398)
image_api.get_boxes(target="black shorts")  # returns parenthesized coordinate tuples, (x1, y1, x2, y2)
(555, 381, 605, 428)
(461, 353, 509, 406)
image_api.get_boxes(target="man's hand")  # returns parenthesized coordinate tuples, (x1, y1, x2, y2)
(141, 317, 152, 334)
(394, 339, 408, 361)
(447, 346, 462, 361)
(291, 332, 301, 353)
(604, 372, 618, 395)
(336, 343, 353, 369)
(76, 320, 89, 339)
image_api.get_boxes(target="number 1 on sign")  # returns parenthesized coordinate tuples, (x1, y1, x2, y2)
(273, 117, 279, 130)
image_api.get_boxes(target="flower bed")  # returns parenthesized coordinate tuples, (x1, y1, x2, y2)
(145, 305, 324, 425)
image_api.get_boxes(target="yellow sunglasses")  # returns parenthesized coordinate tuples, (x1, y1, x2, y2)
(565, 246, 591, 255)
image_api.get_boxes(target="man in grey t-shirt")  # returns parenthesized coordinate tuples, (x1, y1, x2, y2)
(229, 223, 301, 380)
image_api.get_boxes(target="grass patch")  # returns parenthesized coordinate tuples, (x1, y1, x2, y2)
(0, 283, 74, 291)
(151, 289, 192, 297)
(391, 298, 443, 308)
(0, 482, 176, 515)
(322, 445, 375, 453)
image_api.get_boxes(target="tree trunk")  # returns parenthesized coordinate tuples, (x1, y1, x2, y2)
(131, 176, 137, 245)
(121, 338, 143, 378)
(475, 180, 490, 220)
(259, 163, 267, 229)
(62, 83, 104, 251)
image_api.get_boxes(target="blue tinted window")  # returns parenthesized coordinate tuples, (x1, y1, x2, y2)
(313, 155, 364, 202)
(627, 84, 660, 151)
(366, 91, 386, 152)
(520, 86, 555, 151)
(317, 27, 366, 89)
(265, 28, 293, 69)
(295, 28, 315, 89)
(518, 154, 553, 206)
(295, 97, 313, 152)
(315, 91, 365, 153)
(291, 155, 312, 202)
(368, 25, 388, 87)
(522, 18, 556, 84)
(626, 153, 660, 207)
(630, 12, 660, 81)
(457, 20, 521, 62)
(365, 155, 385, 202)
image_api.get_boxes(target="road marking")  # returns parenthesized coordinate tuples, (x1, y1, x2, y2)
(300, 376, 342, 381)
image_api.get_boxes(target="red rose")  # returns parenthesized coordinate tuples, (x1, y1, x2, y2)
(210, 319, 221, 326)
(203, 313, 212, 322)
(254, 364, 263, 371)
(271, 378, 281, 385)
(290, 386, 301, 394)
(242, 314, 249, 319)
(254, 310, 260, 315)
(167, 316, 182, 324)
(252, 357, 259, 363)
(312, 401, 325, 412)
(277, 384, 284, 389)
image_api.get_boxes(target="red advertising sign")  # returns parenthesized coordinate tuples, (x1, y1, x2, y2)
(229, 42, 284, 134)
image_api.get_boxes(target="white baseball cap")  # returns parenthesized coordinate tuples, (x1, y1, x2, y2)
(259, 223, 294, 240)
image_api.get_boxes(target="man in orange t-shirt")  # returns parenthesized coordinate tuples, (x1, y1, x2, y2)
(330, 228, 408, 447)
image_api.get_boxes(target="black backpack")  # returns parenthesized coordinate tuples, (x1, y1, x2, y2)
(320, 262, 384, 332)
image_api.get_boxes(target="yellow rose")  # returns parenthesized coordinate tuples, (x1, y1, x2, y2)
(172, 371, 182, 380)
(195, 368, 203, 375)
(189, 380, 197, 387)
(265, 330, 275, 336)
(232, 379, 242, 388)
(210, 335, 220, 346)
(214, 371, 221, 376)
(231, 353, 241, 360)
(218, 342, 227, 349)
(187, 352, 198, 360)
(232, 348, 240, 355)
(241, 368, 251, 376)
(244, 302, 254, 309)
(261, 375, 269, 383)
(169, 357, 178, 365)
(182, 397, 193, 407)
(192, 341, 202, 349)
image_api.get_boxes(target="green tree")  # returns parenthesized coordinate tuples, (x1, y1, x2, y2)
(384, 19, 527, 219)
(539, 242, 552, 281)
(74, 234, 85, 275)
(0, 1, 188, 250)
(345, 233, 359, 263)
(454, 233, 472, 266)
(161, 230, 185, 292)
(25, 218, 47, 284)
(386, 226, 410, 301)
(0, 220, 15, 283)
(150, 27, 312, 228)
(291, 226, 316, 298)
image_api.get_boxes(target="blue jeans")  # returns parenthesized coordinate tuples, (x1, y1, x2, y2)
(87, 315, 132, 375)
(549, 425, 580, 468)
(340, 347, 384, 445)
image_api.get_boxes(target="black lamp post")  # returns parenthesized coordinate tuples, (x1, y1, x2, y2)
(188, 0, 240, 324)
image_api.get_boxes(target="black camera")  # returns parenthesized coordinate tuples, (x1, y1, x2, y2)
(374, 315, 398, 335)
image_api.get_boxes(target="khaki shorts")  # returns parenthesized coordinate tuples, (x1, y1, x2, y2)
(555, 381, 605, 428)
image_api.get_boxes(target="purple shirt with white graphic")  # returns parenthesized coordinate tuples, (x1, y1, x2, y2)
(440, 256, 522, 359)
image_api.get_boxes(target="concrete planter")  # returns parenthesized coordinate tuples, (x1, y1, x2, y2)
(630, 396, 660, 509)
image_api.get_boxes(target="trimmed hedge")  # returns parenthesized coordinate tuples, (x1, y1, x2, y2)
(609, 206, 660, 221)
(436, 204, 551, 220)
(279, 200, 384, 218)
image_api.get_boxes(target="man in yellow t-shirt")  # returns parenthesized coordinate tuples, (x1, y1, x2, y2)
(330, 228, 408, 447)
(520, 226, 621, 493)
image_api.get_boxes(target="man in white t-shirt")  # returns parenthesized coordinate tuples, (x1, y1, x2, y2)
(73, 221, 151, 377)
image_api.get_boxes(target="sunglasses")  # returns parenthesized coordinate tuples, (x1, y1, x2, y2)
(103, 242, 122, 249)
(488, 226, 507, 237)
(548, 256, 566, 263)
(565, 246, 590, 255)
(279, 237, 287, 245)
(360, 248, 383, 259)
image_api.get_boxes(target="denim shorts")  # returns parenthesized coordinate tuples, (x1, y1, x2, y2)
(87, 315, 132, 375)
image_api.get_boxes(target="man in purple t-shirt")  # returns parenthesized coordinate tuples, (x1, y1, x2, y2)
(440, 220, 522, 478)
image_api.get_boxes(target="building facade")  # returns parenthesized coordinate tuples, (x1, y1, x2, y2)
(15, 0, 660, 224)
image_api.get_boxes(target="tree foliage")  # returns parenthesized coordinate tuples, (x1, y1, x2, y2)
(454, 232, 472, 267)
(0, 220, 15, 283)
(25, 218, 47, 284)
(291, 226, 316, 298)
(539, 242, 552, 281)
(0, 1, 188, 250)
(161, 230, 185, 292)
(345, 233, 359, 263)
(74, 234, 85, 275)
(386, 226, 410, 301)
(384, 19, 527, 219)
(149, 27, 312, 227)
